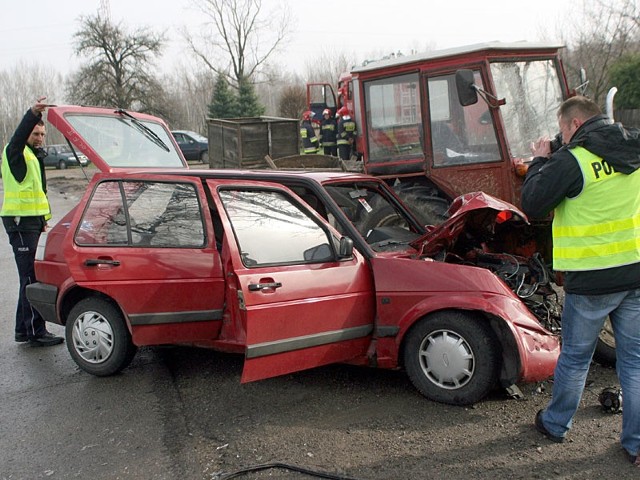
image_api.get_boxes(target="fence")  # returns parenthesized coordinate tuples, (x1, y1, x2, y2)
(615, 109, 640, 128)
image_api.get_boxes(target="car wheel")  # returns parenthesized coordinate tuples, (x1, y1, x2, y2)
(593, 317, 616, 367)
(403, 311, 500, 405)
(58, 159, 67, 170)
(66, 297, 137, 376)
(200, 150, 209, 163)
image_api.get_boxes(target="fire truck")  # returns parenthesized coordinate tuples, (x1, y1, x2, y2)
(307, 41, 616, 366)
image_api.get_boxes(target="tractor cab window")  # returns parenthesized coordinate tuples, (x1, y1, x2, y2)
(364, 73, 422, 164)
(490, 59, 564, 159)
(427, 72, 500, 167)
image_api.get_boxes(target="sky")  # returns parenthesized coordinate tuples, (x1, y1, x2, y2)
(1, 0, 575, 78)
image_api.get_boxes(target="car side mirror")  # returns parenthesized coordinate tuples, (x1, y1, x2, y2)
(455, 69, 478, 106)
(338, 236, 354, 259)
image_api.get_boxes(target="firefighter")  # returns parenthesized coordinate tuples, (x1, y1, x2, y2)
(319, 108, 337, 157)
(336, 106, 357, 160)
(300, 111, 319, 154)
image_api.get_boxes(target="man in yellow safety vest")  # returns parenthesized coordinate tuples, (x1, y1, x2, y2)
(522, 96, 640, 466)
(1, 98, 63, 347)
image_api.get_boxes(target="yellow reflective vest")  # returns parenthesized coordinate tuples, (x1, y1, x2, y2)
(1, 145, 51, 220)
(552, 146, 640, 271)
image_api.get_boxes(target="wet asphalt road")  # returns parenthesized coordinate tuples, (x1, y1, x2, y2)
(0, 171, 177, 479)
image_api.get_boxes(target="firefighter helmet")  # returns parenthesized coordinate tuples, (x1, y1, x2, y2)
(337, 106, 350, 117)
(322, 108, 331, 116)
(302, 110, 314, 121)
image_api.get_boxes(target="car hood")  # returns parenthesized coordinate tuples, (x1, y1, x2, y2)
(47, 106, 188, 173)
(410, 191, 529, 256)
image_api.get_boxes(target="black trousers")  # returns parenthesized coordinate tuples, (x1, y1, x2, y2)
(338, 144, 351, 160)
(323, 145, 337, 157)
(7, 230, 46, 338)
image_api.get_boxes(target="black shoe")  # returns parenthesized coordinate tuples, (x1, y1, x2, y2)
(15, 333, 29, 343)
(29, 332, 64, 347)
(535, 409, 564, 443)
(627, 451, 640, 466)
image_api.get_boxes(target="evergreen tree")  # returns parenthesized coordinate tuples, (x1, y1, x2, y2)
(208, 74, 238, 118)
(610, 54, 640, 109)
(236, 76, 265, 117)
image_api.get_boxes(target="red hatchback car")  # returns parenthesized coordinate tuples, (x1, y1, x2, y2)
(27, 106, 560, 405)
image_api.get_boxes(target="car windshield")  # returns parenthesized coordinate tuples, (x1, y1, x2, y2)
(323, 181, 421, 250)
(490, 59, 564, 159)
(64, 113, 185, 168)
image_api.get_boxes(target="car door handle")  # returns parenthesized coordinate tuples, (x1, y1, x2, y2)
(248, 282, 282, 291)
(85, 258, 121, 267)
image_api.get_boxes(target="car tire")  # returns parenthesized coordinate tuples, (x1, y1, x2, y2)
(200, 150, 209, 163)
(593, 317, 616, 367)
(403, 311, 500, 405)
(66, 297, 137, 376)
(58, 159, 67, 170)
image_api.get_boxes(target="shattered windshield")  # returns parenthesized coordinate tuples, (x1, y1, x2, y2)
(491, 60, 564, 159)
(323, 182, 421, 250)
(65, 113, 185, 168)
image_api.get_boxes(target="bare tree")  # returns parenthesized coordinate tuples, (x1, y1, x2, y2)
(0, 62, 66, 147)
(277, 84, 306, 119)
(304, 50, 356, 84)
(162, 69, 217, 134)
(67, 13, 167, 114)
(184, 0, 291, 88)
(561, 0, 640, 105)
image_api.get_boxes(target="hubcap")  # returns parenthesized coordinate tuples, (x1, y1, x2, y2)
(419, 329, 475, 389)
(71, 311, 114, 364)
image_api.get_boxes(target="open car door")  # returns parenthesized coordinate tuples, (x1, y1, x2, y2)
(209, 179, 376, 382)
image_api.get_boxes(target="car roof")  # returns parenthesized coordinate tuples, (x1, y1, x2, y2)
(171, 130, 202, 136)
(110, 167, 376, 185)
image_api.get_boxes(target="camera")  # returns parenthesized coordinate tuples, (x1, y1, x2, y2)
(549, 132, 563, 153)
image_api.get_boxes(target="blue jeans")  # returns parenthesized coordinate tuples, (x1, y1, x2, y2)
(540, 289, 640, 456)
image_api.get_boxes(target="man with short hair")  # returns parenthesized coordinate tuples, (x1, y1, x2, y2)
(1, 98, 63, 347)
(522, 95, 640, 466)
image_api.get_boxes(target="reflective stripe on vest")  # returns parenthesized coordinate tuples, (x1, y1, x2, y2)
(552, 146, 640, 271)
(1, 145, 51, 219)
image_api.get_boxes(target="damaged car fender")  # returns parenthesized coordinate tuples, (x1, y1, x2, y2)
(370, 257, 560, 383)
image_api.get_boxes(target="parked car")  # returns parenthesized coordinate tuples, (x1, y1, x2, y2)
(27, 105, 560, 406)
(171, 130, 208, 163)
(44, 144, 89, 169)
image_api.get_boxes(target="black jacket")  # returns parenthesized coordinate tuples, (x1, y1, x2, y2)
(1, 108, 48, 233)
(521, 115, 640, 294)
(320, 117, 337, 145)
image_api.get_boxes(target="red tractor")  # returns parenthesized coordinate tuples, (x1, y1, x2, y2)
(307, 41, 616, 366)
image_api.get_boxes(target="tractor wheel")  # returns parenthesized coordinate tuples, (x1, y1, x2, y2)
(593, 317, 616, 367)
(392, 185, 449, 227)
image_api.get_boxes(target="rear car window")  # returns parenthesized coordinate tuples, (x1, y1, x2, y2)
(75, 180, 205, 248)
